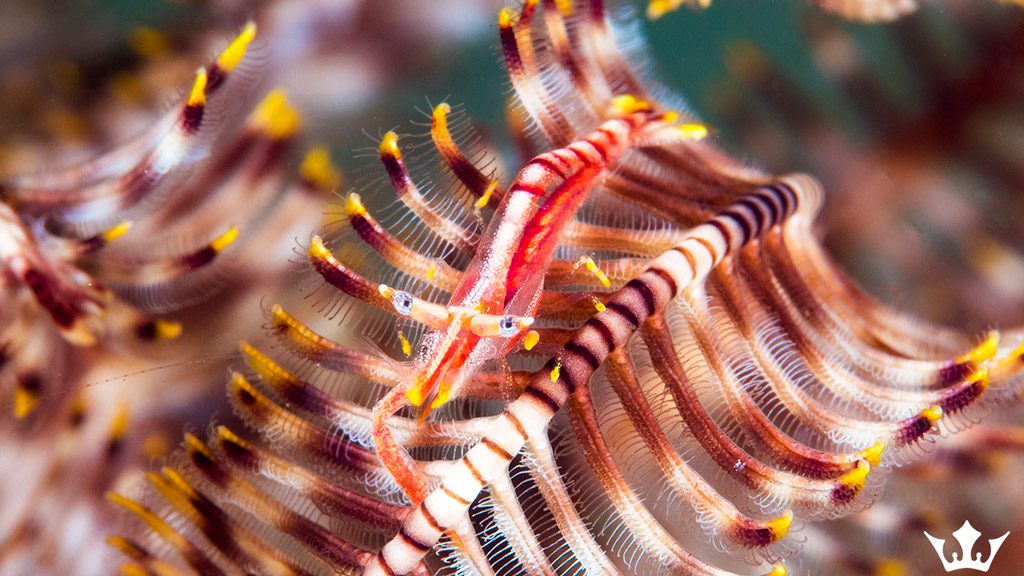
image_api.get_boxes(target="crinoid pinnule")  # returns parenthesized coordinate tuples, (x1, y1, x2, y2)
(109, 1, 1024, 575)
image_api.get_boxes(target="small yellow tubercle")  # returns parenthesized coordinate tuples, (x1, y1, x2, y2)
(555, 0, 573, 16)
(921, 405, 943, 424)
(299, 146, 342, 192)
(380, 131, 401, 159)
(252, 89, 302, 139)
(550, 360, 562, 383)
(428, 384, 452, 411)
(476, 180, 498, 210)
(766, 509, 793, 541)
(591, 296, 607, 313)
(101, 220, 132, 244)
(216, 21, 257, 73)
(860, 442, 886, 468)
(398, 331, 412, 357)
(345, 193, 367, 217)
(210, 226, 239, 252)
(188, 68, 208, 107)
(762, 563, 787, 576)
(523, 330, 540, 351)
(611, 94, 650, 115)
(677, 123, 709, 140)
(13, 387, 39, 419)
(427, 263, 437, 280)
(838, 459, 871, 491)
(152, 319, 182, 341)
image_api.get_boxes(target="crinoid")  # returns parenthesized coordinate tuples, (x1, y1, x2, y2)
(109, 1, 1024, 575)
(0, 21, 337, 574)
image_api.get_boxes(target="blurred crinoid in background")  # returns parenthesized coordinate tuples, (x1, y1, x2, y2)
(0, 1, 504, 574)
(99, 1, 1024, 576)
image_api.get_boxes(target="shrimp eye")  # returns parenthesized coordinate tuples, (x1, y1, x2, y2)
(498, 315, 518, 337)
(392, 291, 414, 316)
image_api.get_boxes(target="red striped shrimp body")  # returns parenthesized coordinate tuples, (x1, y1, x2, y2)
(372, 104, 680, 504)
(387, 108, 661, 415)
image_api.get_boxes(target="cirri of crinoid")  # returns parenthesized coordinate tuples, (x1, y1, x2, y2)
(2, 0, 1024, 575)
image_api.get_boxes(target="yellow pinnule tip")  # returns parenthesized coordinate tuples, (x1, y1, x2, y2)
(183, 432, 214, 459)
(299, 146, 342, 192)
(860, 442, 886, 468)
(13, 387, 39, 419)
(119, 563, 147, 576)
(152, 319, 182, 340)
(662, 111, 680, 124)
(969, 367, 990, 390)
(523, 330, 540, 351)
(677, 123, 708, 140)
(308, 235, 330, 259)
(555, 0, 573, 15)
(216, 21, 257, 73)
(499, 7, 514, 28)
(380, 131, 401, 159)
(921, 405, 943, 424)
(129, 26, 170, 59)
(763, 563, 787, 576)
(398, 331, 412, 357)
(958, 330, 1000, 364)
(550, 360, 562, 382)
(611, 94, 650, 115)
(101, 220, 132, 244)
(188, 68, 208, 107)
(345, 193, 366, 216)
(378, 284, 395, 299)
(105, 536, 138, 557)
(109, 401, 130, 441)
(475, 180, 498, 209)
(839, 459, 871, 491)
(426, 263, 437, 280)
(105, 491, 136, 509)
(766, 509, 793, 541)
(252, 89, 302, 139)
(995, 339, 1024, 376)
(215, 425, 245, 447)
(874, 558, 907, 576)
(433, 102, 451, 121)
(647, 0, 675, 19)
(592, 296, 607, 313)
(579, 256, 612, 288)
(210, 226, 239, 252)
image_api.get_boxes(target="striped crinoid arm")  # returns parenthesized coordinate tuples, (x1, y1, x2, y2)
(0, 22, 333, 422)
(110, 1, 1024, 575)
